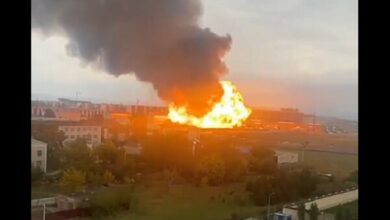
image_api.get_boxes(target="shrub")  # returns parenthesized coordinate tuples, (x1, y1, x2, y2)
(90, 188, 134, 218)
(103, 170, 116, 185)
(233, 195, 247, 206)
(59, 168, 86, 193)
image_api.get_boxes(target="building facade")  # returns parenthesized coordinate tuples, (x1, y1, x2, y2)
(58, 125, 102, 147)
(275, 150, 299, 165)
(31, 138, 47, 172)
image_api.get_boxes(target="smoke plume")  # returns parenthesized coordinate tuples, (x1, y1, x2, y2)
(32, 0, 232, 116)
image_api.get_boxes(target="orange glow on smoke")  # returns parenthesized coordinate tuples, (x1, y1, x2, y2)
(168, 81, 252, 128)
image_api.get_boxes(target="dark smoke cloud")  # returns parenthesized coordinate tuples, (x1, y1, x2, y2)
(32, 0, 232, 116)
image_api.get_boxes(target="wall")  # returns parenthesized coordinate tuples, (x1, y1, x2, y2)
(31, 141, 47, 172)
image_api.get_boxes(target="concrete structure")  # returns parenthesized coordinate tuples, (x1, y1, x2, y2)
(282, 189, 358, 220)
(58, 125, 102, 147)
(31, 138, 47, 172)
(275, 150, 299, 165)
(273, 213, 292, 220)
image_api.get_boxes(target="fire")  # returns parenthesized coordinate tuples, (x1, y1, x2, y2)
(168, 81, 252, 128)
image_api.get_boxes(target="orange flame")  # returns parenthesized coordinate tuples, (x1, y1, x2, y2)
(168, 81, 252, 128)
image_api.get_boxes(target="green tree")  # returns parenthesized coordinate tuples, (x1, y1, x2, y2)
(196, 154, 225, 186)
(346, 170, 358, 184)
(298, 203, 306, 220)
(297, 169, 318, 198)
(59, 168, 86, 193)
(309, 203, 320, 220)
(103, 170, 115, 185)
(31, 166, 44, 182)
(62, 139, 96, 172)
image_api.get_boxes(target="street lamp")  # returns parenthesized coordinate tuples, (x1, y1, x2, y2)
(267, 192, 275, 220)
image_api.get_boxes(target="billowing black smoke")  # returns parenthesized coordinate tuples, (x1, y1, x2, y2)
(32, 0, 231, 116)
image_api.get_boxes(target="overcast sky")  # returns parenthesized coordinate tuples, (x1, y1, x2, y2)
(31, 0, 357, 121)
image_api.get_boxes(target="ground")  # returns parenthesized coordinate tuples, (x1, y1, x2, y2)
(280, 149, 358, 179)
(103, 181, 263, 220)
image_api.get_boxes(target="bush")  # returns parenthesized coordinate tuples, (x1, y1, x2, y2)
(233, 195, 247, 206)
(90, 188, 134, 218)
(87, 172, 103, 187)
(59, 168, 86, 193)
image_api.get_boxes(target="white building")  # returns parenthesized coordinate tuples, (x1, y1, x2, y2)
(58, 125, 102, 147)
(31, 138, 47, 172)
(282, 189, 358, 220)
(275, 150, 299, 165)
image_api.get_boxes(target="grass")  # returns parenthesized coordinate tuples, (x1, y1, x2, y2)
(103, 182, 263, 220)
(280, 149, 358, 179)
(324, 200, 358, 219)
(31, 183, 63, 199)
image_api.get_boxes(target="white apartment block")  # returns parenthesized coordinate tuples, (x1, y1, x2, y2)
(58, 125, 102, 147)
(31, 138, 47, 173)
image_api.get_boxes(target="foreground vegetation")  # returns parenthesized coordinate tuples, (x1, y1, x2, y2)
(31, 124, 358, 220)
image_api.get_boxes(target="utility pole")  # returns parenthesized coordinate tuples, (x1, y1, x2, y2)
(42, 203, 46, 220)
(267, 192, 275, 220)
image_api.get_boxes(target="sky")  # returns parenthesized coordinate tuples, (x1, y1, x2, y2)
(31, 0, 358, 121)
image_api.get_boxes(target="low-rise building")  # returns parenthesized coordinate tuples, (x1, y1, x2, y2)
(58, 125, 102, 147)
(31, 138, 47, 172)
(275, 150, 299, 165)
(282, 189, 358, 220)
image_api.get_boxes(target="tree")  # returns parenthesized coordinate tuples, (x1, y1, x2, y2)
(59, 168, 86, 193)
(62, 139, 96, 171)
(298, 203, 306, 220)
(31, 166, 44, 182)
(196, 154, 225, 186)
(297, 169, 318, 198)
(346, 170, 358, 184)
(103, 170, 115, 185)
(309, 203, 319, 220)
(248, 145, 277, 174)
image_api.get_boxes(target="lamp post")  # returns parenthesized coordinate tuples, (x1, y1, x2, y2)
(267, 192, 275, 220)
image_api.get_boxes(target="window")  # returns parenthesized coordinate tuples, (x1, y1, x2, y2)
(65, 135, 69, 139)
(70, 135, 75, 139)
(65, 128, 69, 132)
(94, 135, 97, 138)
(77, 128, 80, 131)
(37, 150, 42, 157)
(77, 135, 80, 138)
(36, 161, 42, 167)
(70, 128, 74, 131)
(83, 128, 86, 131)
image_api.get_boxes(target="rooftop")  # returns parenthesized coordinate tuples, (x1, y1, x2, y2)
(31, 138, 47, 146)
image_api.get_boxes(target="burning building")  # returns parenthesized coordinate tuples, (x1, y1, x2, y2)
(32, 0, 252, 129)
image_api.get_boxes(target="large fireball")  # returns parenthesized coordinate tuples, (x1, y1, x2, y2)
(168, 81, 251, 128)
